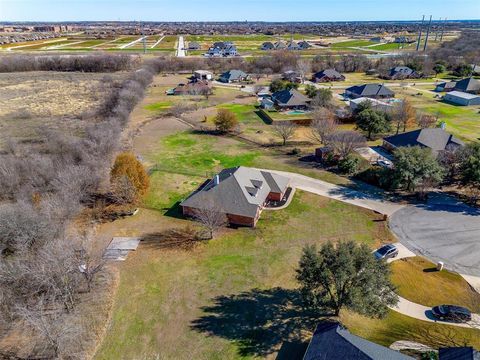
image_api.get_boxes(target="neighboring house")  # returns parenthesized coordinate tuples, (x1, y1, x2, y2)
(437, 77, 480, 94)
(394, 36, 414, 43)
(444, 91, 480, 106)
(260, 41, 274, 50)
(274, 41, 287, 50)
(188, 41, 200, 50)
(345, 83, 395, 99)
(298, 40, 312, 49)
(385, 66, 419, 80)
(313, 69, 345, 83)
(282, 70, 303, 83)
(435, 81, 457, 92)
(271, 88, 311, 110)
(439, 347, 480, 360)
(193, 70, 213, 81)
(452, 77, 480, 94)
(180, 166, 290, 227)
(205, 41, 238, 57)
(168, 80, 212, 96)
(349, 97, 393, 113)
(382, 128, 464, 155)
(287, 40, 300, 50)
(218, 69, 250, 83)
(303, 322, 413, 360)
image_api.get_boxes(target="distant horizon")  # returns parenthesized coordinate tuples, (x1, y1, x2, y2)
(1, 0, 479, 23)
(1, 19, 480, 24)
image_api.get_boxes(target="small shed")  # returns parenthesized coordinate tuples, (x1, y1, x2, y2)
(193, 70, 213, 80)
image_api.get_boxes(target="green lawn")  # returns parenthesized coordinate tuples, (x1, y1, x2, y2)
(391, 257, 480, 311)
(259, 109, 312, 123)
(331, 40, 376, 48)
(342, 309, 480, 350)
(394, 87, 480, 142)
(96, 190, 393, 360)
(368, 42, 415, 51)
(144, 101, 173, 113)
(216, 104, 261, 124)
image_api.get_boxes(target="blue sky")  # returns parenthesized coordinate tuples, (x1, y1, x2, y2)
(1, 0, 479, 22)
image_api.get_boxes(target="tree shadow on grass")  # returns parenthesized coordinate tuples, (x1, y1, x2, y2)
(190, 287, 330, 358)
(140, 227, 204, 251)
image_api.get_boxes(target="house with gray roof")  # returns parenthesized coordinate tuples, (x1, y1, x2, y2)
(313, 69, 345, 83)
(383, 128, 464, 155)
(274, 41, 287, 50)
(436, 77, 480, 94)
(303, 322, 413, 360)
(298, 40, 312, 49)
(287, 40, 300, 50)
(444, 91, 480, 106)
(384, 66, 419, 80)
(218, 69, 250, 83)
(272, 88, 311, 110)
(453, 77, 480, 94)
(180, 166, 290, 227)
(261, 41, 274, 50)
(188, 41, 200, 50)
(345, 83, 395, 99)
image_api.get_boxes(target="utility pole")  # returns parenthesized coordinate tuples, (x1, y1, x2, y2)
(423, 15, 432, 52)
(434, 18, 440, 41)
(416, 15, 425, 51)
(440, 18, 447, 41)
(142, 23, 147, 54)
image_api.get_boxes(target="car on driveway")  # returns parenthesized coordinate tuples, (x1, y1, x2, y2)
(374, 244, 399, 260)
(431, 305, 472, 322)
(376, 159, 393, 169)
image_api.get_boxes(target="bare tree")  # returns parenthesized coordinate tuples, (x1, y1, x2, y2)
(111, 175, 138, 205)
(193, 206, 228, 239)
(16, 299, 82, 359)
(272, 122, 297, 146)
(310, 108, 338, 144)
(327, 131, 367, 159)
(417, 114, 437, 128)
(296, 59, 311, 83)
(392, 99, 416, 134)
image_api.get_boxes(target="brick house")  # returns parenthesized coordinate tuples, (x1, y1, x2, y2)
(180, 166, 290, 227)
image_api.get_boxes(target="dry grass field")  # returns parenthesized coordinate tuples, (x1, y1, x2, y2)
(0, 71, 127, 148)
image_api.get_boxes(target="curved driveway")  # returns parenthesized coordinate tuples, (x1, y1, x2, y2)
(390, 193, 480, 277)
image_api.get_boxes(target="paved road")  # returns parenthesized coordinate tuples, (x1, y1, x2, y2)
(177, 36, 186, 57)
(263, 169, 405, 216)
(390, 193, 480, 276)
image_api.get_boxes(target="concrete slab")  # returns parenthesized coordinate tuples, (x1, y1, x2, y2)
(103, 237, 141, 261)
(107, 237, 141, 251)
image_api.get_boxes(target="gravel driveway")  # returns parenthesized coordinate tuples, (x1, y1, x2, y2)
(390, 193, 480, 276)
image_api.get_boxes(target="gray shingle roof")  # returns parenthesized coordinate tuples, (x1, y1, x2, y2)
(389, 66, 415, 77)
(219, 69, 248, 81)
(439, 347, 480, 360)
(346, 83, 395, 97)
(180, 167, 289, 218)
(272, 88, 310, 107)
(384, 128, 464, 153)
(314, 69, 344, 80)
(454, 77, 480, 93)
(304, 322, 413, 360)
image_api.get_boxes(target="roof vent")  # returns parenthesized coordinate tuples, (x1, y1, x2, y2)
(214, 175, 220, 185)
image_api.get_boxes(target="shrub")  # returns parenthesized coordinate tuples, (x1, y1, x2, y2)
(111, 153, 149, 199)
(213, 109, 238, 133)
(338, 155, 360, 175)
